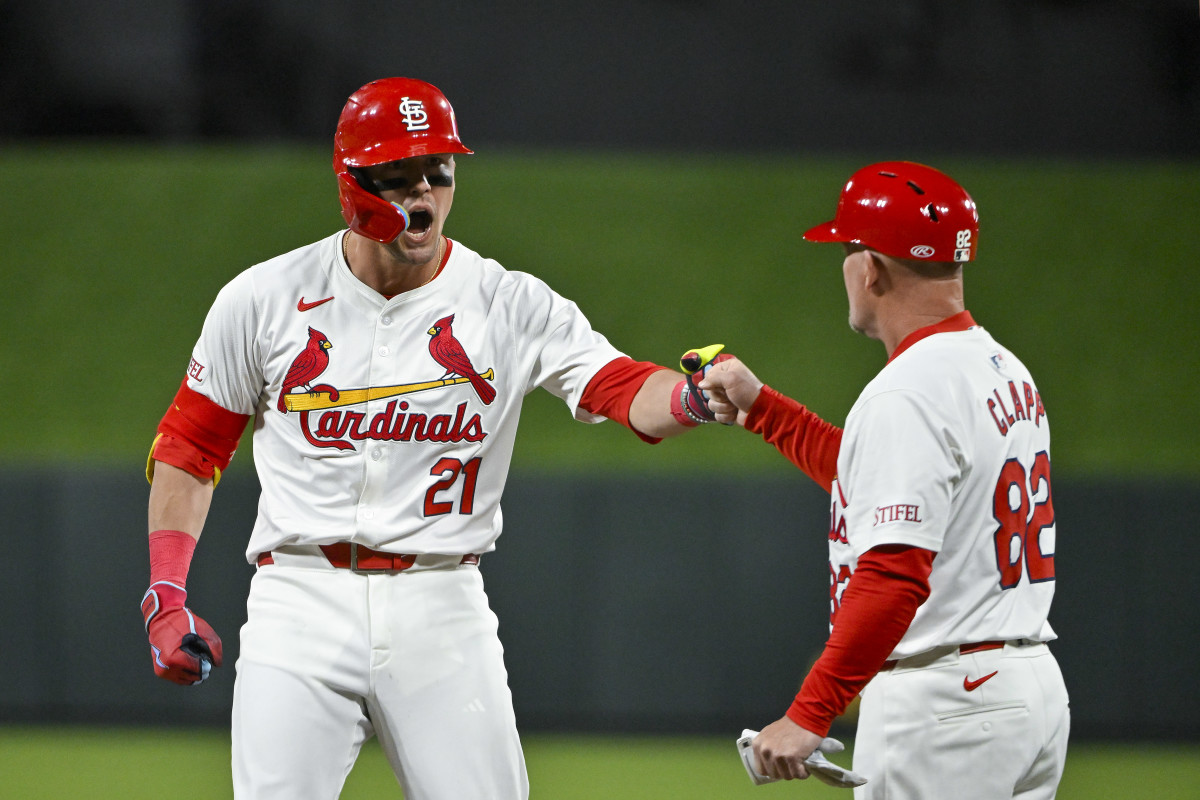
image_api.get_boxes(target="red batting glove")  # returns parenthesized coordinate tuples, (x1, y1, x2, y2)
(672, 347, 735, 425)
(140, 581, 223, 685)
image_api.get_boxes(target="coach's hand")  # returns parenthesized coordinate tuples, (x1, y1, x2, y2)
(753, 715, 826, 781)
(141, 581, 223, 685)
(697, 356, 763, 428)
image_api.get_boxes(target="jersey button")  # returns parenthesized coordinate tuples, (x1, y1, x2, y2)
(362, 507, 375, 520)
(381, 316, 393, 325)
(371, 448, 383, 461)
(378, 345, 390, 357)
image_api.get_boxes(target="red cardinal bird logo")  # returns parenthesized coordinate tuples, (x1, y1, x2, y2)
(427, 314, 496, 405)
(278, 327, 333, 412)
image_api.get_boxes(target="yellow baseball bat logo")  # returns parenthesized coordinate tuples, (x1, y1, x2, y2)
(284, 369, 495, 412)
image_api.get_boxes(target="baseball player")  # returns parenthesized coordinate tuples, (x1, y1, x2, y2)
(139, 77, 727, 800)
(701, 162, 1070, 798)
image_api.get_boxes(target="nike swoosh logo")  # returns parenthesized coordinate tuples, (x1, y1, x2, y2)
(963, 671, 999, 691)
(297, 296, 334, 312)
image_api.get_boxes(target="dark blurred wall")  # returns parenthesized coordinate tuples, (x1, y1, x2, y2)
(1, 0, 1197, 155)
(1, 469, 1196, 740)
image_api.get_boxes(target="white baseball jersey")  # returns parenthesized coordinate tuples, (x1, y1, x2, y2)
(184, 231, 624, 562)
(828, 318, 1057, 659)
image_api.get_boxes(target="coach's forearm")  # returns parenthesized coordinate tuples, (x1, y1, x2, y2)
(148, 461, 215, 541)
(787, 545, 933, 734)
(628, 369, 695, 439)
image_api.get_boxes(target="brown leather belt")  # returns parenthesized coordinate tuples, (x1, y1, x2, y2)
(256, 543, 479, 573)
(881, 640, 1005, 671)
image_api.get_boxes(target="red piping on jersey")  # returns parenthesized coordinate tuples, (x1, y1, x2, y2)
(887, 310, 977, 363)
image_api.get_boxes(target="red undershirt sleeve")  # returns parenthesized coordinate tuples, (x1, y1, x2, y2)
(786, 545, 936, 736)
(579, 356, 672, 444)
(744, 385, 843, 492)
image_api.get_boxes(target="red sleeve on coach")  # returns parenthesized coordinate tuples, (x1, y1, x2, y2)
(150, 379, 252, 480)
(579, 356, 671, 444)
(744, 385, 843, 492)
(786, 545, 935, 737)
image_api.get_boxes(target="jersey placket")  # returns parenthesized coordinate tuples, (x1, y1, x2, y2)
(356, 304, 401, 536)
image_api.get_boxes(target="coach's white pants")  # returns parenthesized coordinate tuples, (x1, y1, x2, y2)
(231, 559, 527, 799)
(853, 642, 1069, 800)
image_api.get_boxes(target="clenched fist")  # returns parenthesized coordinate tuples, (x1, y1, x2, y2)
(697, 357, 764, 427)
(140, 581, 223, 685)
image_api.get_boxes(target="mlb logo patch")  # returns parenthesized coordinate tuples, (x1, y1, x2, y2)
(990, 352, 1007, 371)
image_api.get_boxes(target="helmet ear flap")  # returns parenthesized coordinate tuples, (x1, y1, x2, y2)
(336, 171, 411, 243)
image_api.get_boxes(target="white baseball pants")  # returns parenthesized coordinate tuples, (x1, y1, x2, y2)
(231, 553, 527, 799)
(852, 641, 1070, 799)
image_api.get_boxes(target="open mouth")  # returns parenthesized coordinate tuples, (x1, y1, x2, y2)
(407, 210, 433, 235)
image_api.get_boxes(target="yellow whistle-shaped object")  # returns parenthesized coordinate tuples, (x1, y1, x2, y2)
(679, 344, 725, 375)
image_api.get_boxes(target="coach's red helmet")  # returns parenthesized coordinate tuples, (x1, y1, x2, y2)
(333, 78, 473, 242)
(803, 161, 979, 263)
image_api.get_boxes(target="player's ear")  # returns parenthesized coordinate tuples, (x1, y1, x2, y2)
(863, 250, 890, 296)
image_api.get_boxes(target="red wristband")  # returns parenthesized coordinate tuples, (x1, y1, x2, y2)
(669, 380, 701, 427)
(149, 529, 197, 587)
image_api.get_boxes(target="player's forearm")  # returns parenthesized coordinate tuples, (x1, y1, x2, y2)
(628, 368, 697, 439)
(142, 461, 221, 684)
(148, 461, 214, 541)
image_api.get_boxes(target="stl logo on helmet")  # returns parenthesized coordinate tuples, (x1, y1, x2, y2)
(398, 97, 430, 131)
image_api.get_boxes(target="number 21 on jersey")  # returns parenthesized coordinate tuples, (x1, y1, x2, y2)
(425, 456, 482, 516)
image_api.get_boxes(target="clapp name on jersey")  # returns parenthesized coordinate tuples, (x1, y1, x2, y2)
(298, 399, 486, 451)
(987, 379, 1046, 436)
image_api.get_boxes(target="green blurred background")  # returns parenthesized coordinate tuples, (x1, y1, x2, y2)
(3, 146, 1197, 478)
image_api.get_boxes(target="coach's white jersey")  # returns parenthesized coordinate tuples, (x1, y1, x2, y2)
(184, 231, 624, 562)
(828, 319, 1057, 659)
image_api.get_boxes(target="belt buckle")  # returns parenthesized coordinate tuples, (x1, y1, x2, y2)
(349, 543, 395, 574)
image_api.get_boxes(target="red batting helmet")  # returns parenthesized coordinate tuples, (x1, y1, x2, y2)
(803, 161, 979, 263)
(333, 78, 473, 243)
